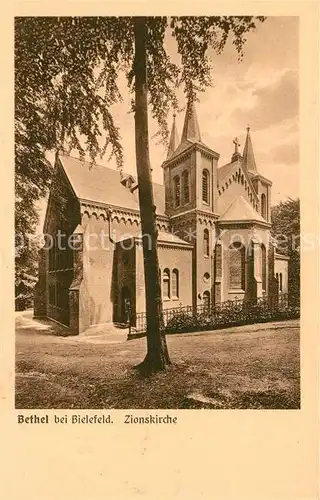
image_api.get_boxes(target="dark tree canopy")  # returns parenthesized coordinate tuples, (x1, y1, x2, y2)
(271, 198, 300, 299)
(15, 15, 265, 188)
(15, 15, 265, 312)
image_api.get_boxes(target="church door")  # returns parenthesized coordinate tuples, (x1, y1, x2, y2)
(120, 286, 131, 324)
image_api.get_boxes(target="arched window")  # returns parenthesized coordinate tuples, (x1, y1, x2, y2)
(203, 291, 210, 310)
(182, 170, 190, 205)
(172, 269, 179, 298)
(173, 176, 180, 208)
(261, 193, 267, 219)
(202, 169, 210, 203)
(162, 268, 170, 299)
(261, 244, 267, 291)
(204, 229, 209, 257)
(229, 242, 245, 290)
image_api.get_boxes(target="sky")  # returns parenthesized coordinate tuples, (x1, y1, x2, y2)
(42, 16, 299, 227)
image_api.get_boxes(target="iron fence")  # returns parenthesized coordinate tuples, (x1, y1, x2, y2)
(133, 292, 299, 335)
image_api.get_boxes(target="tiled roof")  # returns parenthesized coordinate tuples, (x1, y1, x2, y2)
(220, 196, 265, 222)
(217, 161, 239, 184)
(58, 154, 166, 216)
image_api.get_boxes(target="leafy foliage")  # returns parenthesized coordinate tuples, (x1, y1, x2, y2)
(15, 15, 265, 310)
(271, 198, 300, 298)
(15, 235, 40, 310)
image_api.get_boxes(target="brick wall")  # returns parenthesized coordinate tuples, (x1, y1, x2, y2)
(135, 241, 193, 313)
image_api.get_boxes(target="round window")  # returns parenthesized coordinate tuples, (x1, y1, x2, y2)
(203, 273, 210, 283)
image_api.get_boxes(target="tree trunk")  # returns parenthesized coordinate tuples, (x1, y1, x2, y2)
(133, 17, 170, 372)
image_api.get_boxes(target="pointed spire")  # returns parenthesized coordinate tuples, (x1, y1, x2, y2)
(242, 125, 258, 173)
(166, 112, 180, 159)
(181, 100, 201, 143)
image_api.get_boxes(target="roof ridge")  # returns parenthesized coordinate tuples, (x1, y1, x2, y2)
(57, 155, 166, 215)
(59, 153, 164, 187)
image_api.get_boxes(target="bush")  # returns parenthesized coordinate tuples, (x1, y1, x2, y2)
(164, 298, 300, 334)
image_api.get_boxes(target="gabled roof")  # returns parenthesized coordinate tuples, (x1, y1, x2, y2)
(220, 196, 265, 222)
(217, 159, 259, 202)
(57, 154, 166, 216)
(217, 160, 240, 184)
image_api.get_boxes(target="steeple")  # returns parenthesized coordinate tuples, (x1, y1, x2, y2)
(166, 113, 180, 159)
(242, 125, 258, 173)
(181, 100, 201, 143)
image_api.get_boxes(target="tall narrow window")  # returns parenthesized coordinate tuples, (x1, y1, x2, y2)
(204, 229, 209, 257)
(261, 193, 267, 219)
(279, 273, 283, 292)
(172, 269, 179, 298)
(163, 268, 170, 299)
(202, 169, 209, 203)
(182, 170, 190, 204)
(229, 242, 245, 290)
(173, 176, 180, 208)
(261, 244, 267, 291)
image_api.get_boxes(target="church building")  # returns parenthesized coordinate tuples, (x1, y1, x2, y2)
(34, 102, 288, 334)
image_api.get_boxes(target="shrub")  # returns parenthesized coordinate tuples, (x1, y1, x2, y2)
(164, 296, 300, 334)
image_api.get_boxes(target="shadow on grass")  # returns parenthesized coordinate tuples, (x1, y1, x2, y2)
(16, 317, 70, 337)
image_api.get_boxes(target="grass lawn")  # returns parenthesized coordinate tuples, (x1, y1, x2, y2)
(15, 313, 300, 409)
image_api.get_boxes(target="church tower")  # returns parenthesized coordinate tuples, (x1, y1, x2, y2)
(161, 100, 220, 309)
(242, 126, 272, 222)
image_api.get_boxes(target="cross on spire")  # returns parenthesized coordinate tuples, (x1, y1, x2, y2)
(233, 137, 240, 154)
(231, 137, 242, 163)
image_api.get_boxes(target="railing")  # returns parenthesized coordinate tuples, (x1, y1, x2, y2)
(133, 293, 299, 335)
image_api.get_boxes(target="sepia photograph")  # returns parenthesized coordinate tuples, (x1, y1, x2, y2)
(15, 15, 300, 410)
